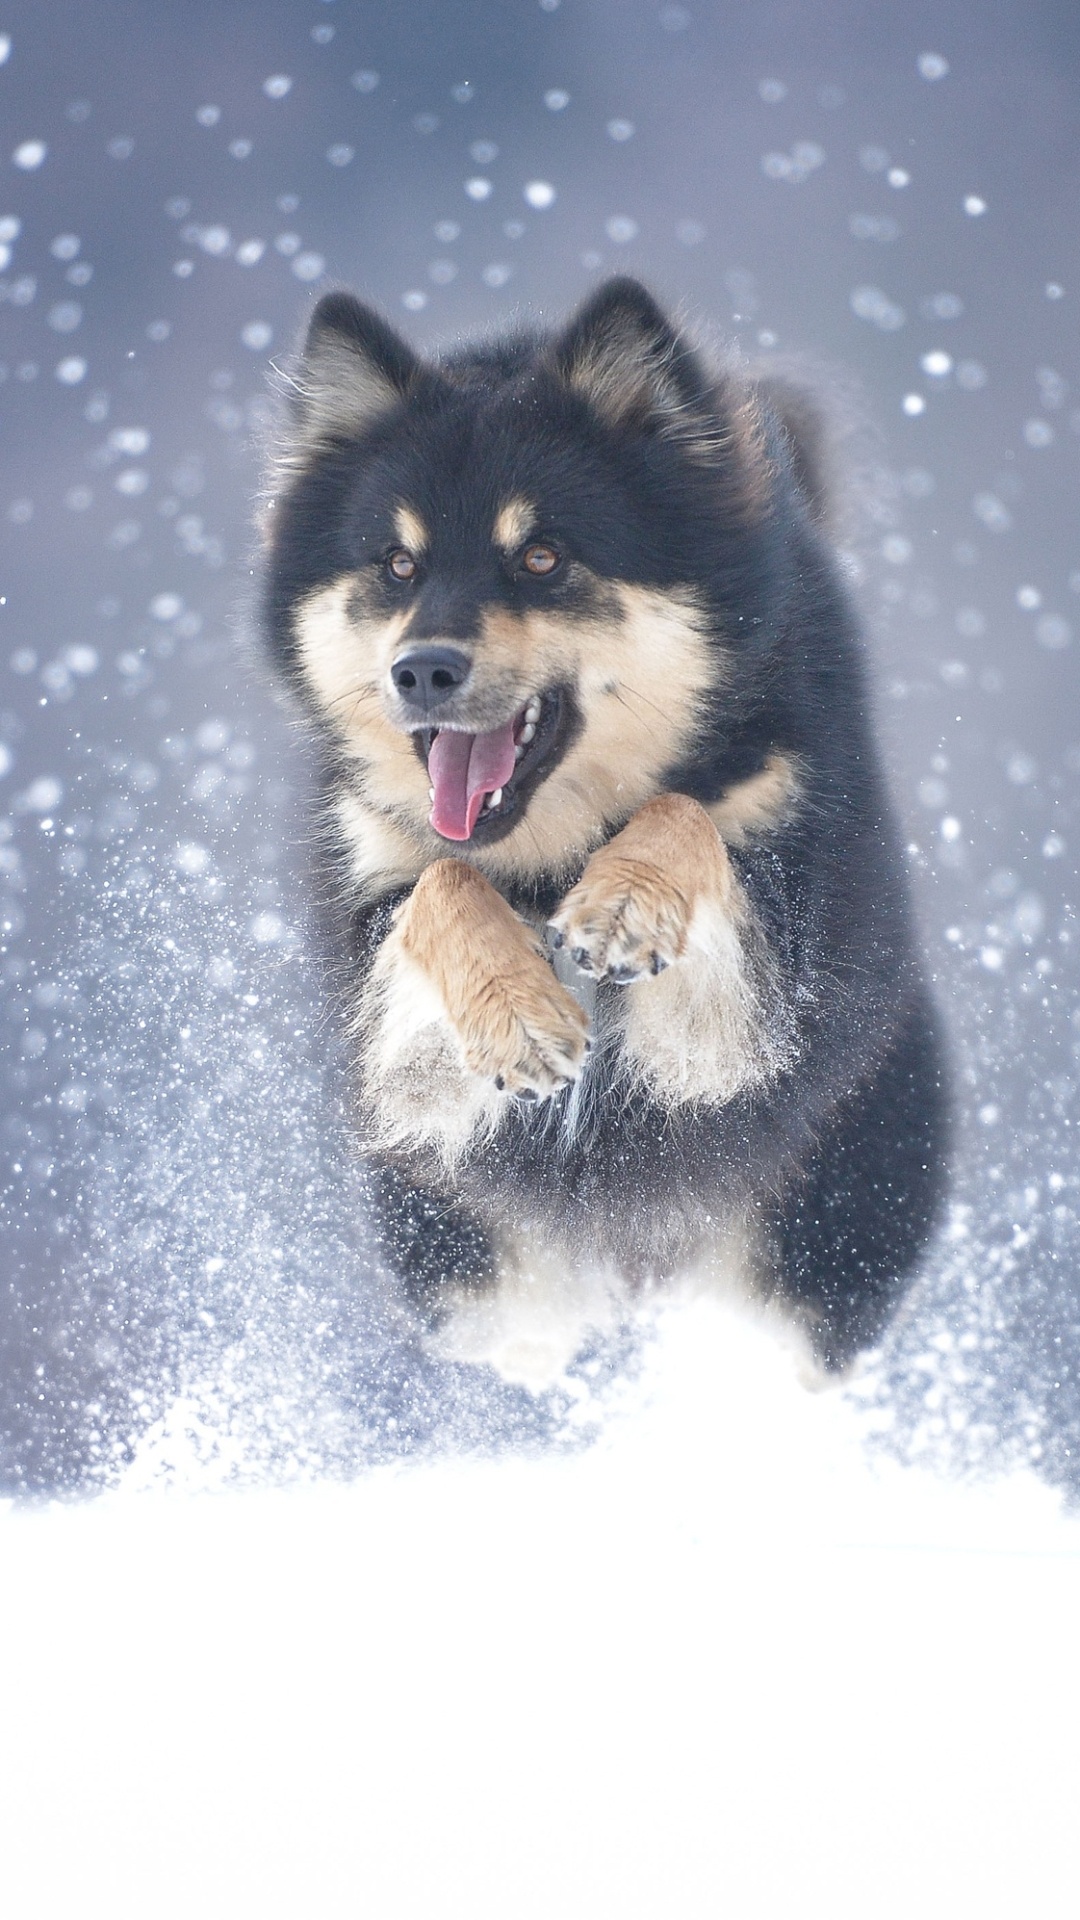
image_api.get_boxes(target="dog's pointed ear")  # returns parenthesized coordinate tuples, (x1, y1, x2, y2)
(291, 292, 421, 449)
(549, 277, 712, 436)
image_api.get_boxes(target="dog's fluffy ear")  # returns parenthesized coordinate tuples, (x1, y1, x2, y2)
(549, 277, 714, 440)
(291, 292, 421, 449)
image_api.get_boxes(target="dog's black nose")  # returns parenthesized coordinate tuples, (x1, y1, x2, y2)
(390, 646, 471, 709)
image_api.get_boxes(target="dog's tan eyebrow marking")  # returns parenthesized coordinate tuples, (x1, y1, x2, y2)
(393, 504, 428, 553)
(492, 497, 535, 551)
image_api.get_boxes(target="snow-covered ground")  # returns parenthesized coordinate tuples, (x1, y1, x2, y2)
(4, 1300, 1079, 1920)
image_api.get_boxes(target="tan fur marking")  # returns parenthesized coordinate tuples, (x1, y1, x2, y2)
(550, 793, 795, 1107)
(477, 583, 723, 887)
(292, 572, 725, 888)
(393, 504, 428, 554)
(549, 793, 733, 980)
(492, 497, 535, 551)
(354, 863, 590, 1167)
(397, 862, 589, 1096)
(708, 752, 802, 848)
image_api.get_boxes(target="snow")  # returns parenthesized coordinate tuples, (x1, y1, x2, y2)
(2, 1310, 1079, 1919)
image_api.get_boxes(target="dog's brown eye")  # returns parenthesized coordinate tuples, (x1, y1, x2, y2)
(521, 543, 560, 578)
(387, 548, 418, 582)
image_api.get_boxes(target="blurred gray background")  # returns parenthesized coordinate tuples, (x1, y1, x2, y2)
(1, 0, 1078, 1493)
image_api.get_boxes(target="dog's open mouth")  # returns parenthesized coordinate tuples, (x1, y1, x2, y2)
(419, 689, 563, 842)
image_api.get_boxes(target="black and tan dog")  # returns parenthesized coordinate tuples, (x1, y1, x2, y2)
(262, 277, 948, 1376)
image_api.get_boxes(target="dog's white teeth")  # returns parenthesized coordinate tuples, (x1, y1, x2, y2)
(428, 786, 435, 802)
(488, 787, 503, 809)
(524, 697, 541, 725)
(514, 745, 524, 763)
(519, 722, 536, 746)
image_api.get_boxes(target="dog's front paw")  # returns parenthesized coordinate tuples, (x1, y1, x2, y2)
(548, 854, 692, 984)
(547, 794, 731, 984)
(461, 946, 591, 1099)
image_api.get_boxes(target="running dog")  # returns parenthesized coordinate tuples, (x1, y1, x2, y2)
(261, 277, 948, 1376)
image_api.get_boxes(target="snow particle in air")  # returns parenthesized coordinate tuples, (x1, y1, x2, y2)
(50, 233, 80, 260)
(274, 232, 300, 255)
(22, 776, 63, 812)
(964, 195, 987, 216)
(413, 114, 440, 136)
(107, 137, 134, 160)
(887, 168, 910, 188)
(8, 499, 33, 524)
(482, 264, 511, 288)
(165, 198, 191, 219)
(921, 291, 963, 320)
(524, 180, 556, 209)
(1037, 615, 1071, 650)
(607, 120, 635, 141)
(465, 177, 492, 201)
(65, 645, 98, 675)
(150, 593, 183, 620)
(605, 215, 639, 244)
(1043, 833, 1065, 858)
(65, 485, 93, 509)
(351, 71, 379, 93)
(0, 35, 10, 63)
(311, 23, 335, 43)
(433, 221, 460, 243)
(956, 359, 987, 390)
(762, 143, 825, 183)
(175, 842, 211, 876)
(676, 219, 705, 245)
(292, 253, 325, 282)
(972, 493, 1011, 531)
(10, 648, 36, 673)
(850, 284, 905, 329)
(859, 146, 889, 172)
(146, 321, 170, 342)
(451, 82, 475, 104)
(326, 145, 354, 167)
(921, 351, 952, 377)
(240, 321, 272, 350)
(250, 911, 285, 945)
(236, 240, 265, 265)
(470, 141, 498, 164)
(1023, 418, 1054, 448)
(56, 357, 87, 383)
(1016, 585, 1042, 610)
(1046, 282, 1064, 299)
(428, 259, 456, 285)
(918, 52, 950, 80)
(0, 744, 12, 777)
(882, 535, 913, 563)
(659, 6, 691, 30)
(229, 140, 253, 160)
(402, 291, 427, 311)
(544, 89, 569, 111)
(173, 260, 194, 278)
(196, 105, 221, 127)
(263, 76, 293, 101)
(902, 394, 926, 416)
(849, 214, 900, 242)
(13, 140, 47, 170)
(47, 301, 82, 335)
(758, 78, 787, 104)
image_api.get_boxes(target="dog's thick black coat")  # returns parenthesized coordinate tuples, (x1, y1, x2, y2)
(262, 278, 949, 1372)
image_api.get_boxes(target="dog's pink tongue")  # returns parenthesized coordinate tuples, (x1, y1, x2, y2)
(428, 722, 517, 840)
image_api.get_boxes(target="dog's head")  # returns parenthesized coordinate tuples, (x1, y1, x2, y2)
(264, 278, 775, 884)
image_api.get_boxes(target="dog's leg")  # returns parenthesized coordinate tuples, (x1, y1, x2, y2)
(359, 859, 590, 1161)
(548, 793, 794, 1105)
